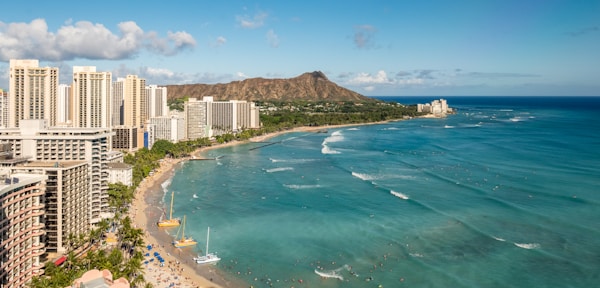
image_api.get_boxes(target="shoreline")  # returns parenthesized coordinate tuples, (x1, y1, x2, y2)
(130, 120, 408, 287)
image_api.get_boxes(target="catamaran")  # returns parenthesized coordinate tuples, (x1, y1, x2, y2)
(172, 215, 197, 248)
(194, 227, 221, 264)
(157, 191, 180, 227)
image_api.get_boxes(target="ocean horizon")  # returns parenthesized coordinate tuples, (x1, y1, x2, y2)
(159, 96, 600, 287)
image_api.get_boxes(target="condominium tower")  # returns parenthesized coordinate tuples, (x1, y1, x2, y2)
(145, 85, 168, 118)
(8, 59, 59, 128)
(71, 66, 112, 128)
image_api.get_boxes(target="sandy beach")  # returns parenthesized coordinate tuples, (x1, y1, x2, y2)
(129, 123, 397, 287)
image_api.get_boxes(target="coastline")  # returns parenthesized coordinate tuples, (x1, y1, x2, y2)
(130, 121, 409, 287)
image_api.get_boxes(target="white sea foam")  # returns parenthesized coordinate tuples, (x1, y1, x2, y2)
(347, 127, 360, 131)
(314, 269, 344, 280)
(161, 179, 172, 192)
(322, 131, 344, 145)
(321, 145, 340, 154)
(514, 243, 540, 249)
(265, 167, 294, 173)
(409, 253, 424, 258)
(492, 236, 506, 242)
(382, 127, 400, 130)
(351, 172, 379, 181)
(284, 184, 322, 189)
(390, 190, 409, 200)
(444, 125, 455, 129)
(314, 264, 352, 281)
(192, 194, 199, 199)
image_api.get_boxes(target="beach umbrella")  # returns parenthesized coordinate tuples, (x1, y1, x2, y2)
(147, 245, 152, 250)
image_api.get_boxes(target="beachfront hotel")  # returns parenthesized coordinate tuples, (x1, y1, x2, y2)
(9, 160, 90, 255)
(0, 172, 47, 288)
(184, 96, 261, 139)
(417, 98, 452, 115)
(0, 120, 113, 225)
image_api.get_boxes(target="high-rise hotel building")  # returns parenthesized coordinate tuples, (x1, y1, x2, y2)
(112, 76, 146, 151)
(0, 120, 112, 225)
(8, 60, 59, 128)
(71, 67, 112, 129)
(0, 89, 8, 128)
(184, 96, 260, 139)
(57, 84, 71, 126)
(145, 85, 168, 118)
(0, 173, 47, 288)
(184, 98, 209, 139)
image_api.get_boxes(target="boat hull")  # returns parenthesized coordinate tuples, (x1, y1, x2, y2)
(157, 219, 180, 227)
(194, 253, 220, 264)
(173, 240, 197, 248)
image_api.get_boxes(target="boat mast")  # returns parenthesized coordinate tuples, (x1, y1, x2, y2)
(180, 215, 186, 241)
(206, 227, 210, 255)
(169, 191, 175, 220)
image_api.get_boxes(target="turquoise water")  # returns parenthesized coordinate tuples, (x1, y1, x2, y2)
(164, 97, 600, 287)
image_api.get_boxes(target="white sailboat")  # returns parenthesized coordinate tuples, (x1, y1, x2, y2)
(194, 227, 221, 264)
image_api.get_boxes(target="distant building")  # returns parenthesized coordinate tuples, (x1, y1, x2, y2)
(184, 97, 210, 140)
(184, 96, 260, 139)
(145, 85, 168, 118)
(149, 115, 186, 143)
(417, 99, 452, 115)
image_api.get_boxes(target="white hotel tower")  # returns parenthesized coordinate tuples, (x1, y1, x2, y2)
(71, 66, 112, 129)
(8, 59, 59, 128)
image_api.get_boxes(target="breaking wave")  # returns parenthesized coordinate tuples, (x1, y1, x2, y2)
(284, 184, 322, 189)
(265, 167, 294, 173)
(514, 243, 540, 249)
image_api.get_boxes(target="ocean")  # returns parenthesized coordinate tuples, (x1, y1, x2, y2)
(161, 96, 600, 287)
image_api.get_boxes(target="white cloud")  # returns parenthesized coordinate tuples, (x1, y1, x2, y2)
(348, 70, 393, 85)
(236, 72, 249, 78)
(363, 86, 375, 91)
(0, 18, 196, 61)
(266, 29, 279, 48)
(236, 11, 268, 29)
(143, 67, 175, 78)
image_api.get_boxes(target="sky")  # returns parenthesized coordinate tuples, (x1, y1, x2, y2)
(0, 0, 599, 96)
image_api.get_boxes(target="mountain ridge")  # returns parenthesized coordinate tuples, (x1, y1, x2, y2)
(164, 71, 373, 102)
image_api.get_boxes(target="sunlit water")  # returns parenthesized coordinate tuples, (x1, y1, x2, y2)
(160, 96, 600, 287)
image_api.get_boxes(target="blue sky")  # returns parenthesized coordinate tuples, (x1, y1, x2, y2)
(1, 0, 598, 96)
